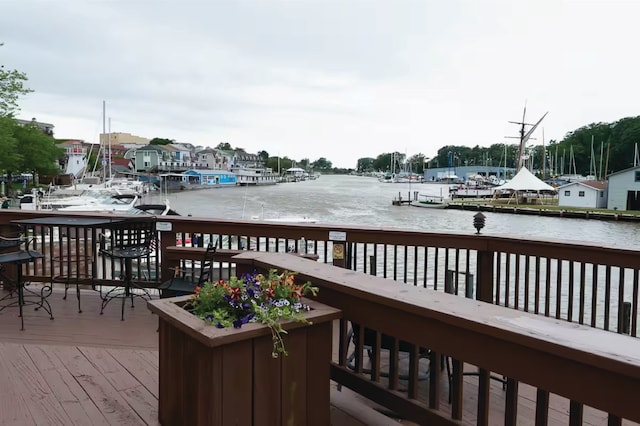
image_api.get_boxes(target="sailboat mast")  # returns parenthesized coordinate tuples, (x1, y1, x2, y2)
(108, 117, 112, 180)
(102, 100, 107, 181)
(599, 141, 604, 180)
(541, 128, 545, 178)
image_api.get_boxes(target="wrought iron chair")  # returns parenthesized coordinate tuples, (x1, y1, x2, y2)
(443, 272, 507, 402)
(0, 226, 52, 329)
(157, 241, 216, 298)
(346, 324, 433, 382)
(99, 216, 157, 320)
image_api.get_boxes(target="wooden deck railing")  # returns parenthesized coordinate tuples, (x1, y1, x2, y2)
(0, 209, 638, 338)
(233, 251, 640, 426)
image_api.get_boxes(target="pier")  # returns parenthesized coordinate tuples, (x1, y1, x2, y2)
(446, 201, 640, 222)
(391, 190, 419, 206)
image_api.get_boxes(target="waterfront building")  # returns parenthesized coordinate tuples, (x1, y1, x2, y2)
(133, 144, 193, 173)
(558, 180, 607, 209)
(196, 147, 230, 169)
(15, 117, 55, 136)
(606, 165, 640, 211)
(100, 132, 150, 145)
(183, 168, 237, 186)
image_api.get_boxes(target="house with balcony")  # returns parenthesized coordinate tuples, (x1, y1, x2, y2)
(132, 144, 194, 173)
(196, 147, 230, 170)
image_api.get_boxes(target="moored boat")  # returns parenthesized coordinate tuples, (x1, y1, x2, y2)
(410, 194, 448, 209)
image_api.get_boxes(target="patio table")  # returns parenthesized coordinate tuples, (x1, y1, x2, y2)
(12, 216, 125, 313)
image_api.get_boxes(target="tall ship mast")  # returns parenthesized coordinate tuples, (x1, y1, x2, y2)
(506, 103, 548, 171)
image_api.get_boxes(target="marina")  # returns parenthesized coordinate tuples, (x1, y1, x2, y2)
(0, 184, 638, 424)
(141, 174, 640, 250)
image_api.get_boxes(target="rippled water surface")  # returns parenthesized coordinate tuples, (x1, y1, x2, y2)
(142, 175, 640, 250)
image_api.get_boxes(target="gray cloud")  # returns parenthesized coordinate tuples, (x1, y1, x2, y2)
(3, 0, 640, 168)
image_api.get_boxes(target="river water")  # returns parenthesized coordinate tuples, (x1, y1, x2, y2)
(141, 174, 640, 251)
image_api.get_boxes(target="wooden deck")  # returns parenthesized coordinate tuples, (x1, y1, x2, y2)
(0, 285, 636, 425)
(0, 286, 400, 425)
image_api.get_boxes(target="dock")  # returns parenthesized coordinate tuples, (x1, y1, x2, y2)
(391, 190, 419, 206)
(447, 201, 640, 222)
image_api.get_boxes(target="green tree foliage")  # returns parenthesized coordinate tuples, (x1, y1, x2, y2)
(0, 117, 21, 173)
(265, 156, 295, 172)
(150, 137, 174, 145)
(0, 67, 30, 116)
(13, 121, 63, 175)
(216, 142, 233, 151)
(547, 116, 640, 177)
(257, 150, 269, 161)
(356, 157, 375, 172)
(311, 157, 332, 171)
(371, 152, 405, 172)
(298, 158, 310, 169)
(408, 153, 427, 174)
(0, 54, 33, 117)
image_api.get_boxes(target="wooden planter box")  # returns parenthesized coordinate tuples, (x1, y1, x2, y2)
(148, 295, 341, 426)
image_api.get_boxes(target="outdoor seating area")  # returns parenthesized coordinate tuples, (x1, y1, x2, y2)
(0, 209, 637, 425)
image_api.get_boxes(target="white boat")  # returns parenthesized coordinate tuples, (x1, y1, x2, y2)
(261, 216, 317, 223)
(410, 194, 448, 209)
(230, 166, 279, 186)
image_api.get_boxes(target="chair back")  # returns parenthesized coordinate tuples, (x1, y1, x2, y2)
(103, 216, 157, 258)
(197, 241, 217, 286)
(0, 225, 22, 251)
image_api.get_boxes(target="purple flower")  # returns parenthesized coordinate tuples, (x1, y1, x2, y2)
(233, 313, 255, 328)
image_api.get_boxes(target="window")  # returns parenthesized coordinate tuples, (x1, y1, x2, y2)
(635, 171, 640, 182)
(600, 192, 604, 197)
(564, 190, 570, 196)
(579, 191, 585, 197)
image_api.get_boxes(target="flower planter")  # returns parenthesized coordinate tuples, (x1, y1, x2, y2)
(148, 295, 341, 426)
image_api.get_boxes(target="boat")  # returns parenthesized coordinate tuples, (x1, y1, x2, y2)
(261, 216, 317, 223)
(410, 194, 448, 209)
(230, 166, 279, 186)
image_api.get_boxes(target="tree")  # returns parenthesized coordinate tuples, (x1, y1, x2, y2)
(150, 137, 174, 145)
(0, 45, 33, 117)
(408, 153, 427, 174)
(311, 157, 332, 171)
(257, 150, 269, 161)
(0, 117, 21, 177)
(13, 121, 63, 176)
(216, 142, 233, 151)
(356, 157, 375, 172)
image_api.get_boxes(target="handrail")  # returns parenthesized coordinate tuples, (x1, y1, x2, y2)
(1, 209, 638, 337)
(233, 251, 640, 425)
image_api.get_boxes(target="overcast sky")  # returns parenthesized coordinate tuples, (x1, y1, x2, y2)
(2, 0, 640, 168)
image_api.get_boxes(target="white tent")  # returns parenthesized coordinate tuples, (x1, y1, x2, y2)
(494, 167, 556, 192)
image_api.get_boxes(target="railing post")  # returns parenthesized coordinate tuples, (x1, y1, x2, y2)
(329, 231, 347, 269)
(476, 249, 494, 303)
(621, 302, 631, 334)
(445, 270, 454, 294)
(465, 273, 475, 299)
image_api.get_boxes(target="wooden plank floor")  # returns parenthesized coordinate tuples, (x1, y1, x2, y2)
(0, 285, 159, 349)
(0, 286, 398, 425)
